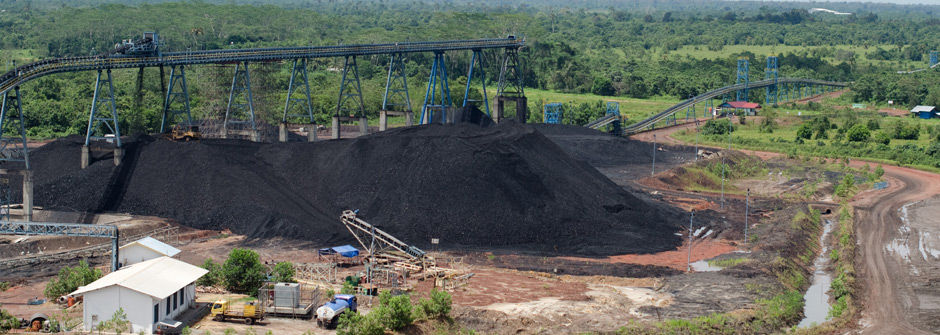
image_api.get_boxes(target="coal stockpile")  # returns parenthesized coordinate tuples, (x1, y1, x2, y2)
(17, 122, 681, 256)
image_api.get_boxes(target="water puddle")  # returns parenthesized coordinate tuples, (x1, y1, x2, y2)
(798, 219, 834, 328)
(690, 260, 721, 272)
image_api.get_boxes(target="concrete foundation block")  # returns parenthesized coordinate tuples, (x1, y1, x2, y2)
(360, 117, 369, 135)
(332, 117, 340, 139)
(80, 145, 91, 169)
(113, 147, 124, 166)
(279, 122, 288, 142)
(22, 170, 32, 222)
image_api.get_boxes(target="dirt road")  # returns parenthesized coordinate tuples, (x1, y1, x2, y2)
(630, 121, 940, 334)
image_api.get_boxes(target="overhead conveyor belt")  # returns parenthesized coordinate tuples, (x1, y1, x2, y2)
(585, 114, 619, 129)
(618, 78, 849, 134)
(0, 37, 524, 97)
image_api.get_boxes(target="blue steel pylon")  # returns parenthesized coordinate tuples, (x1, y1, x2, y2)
(224, 62, 258, 136)
(497, 47, 524, 97)
(606, 102, 621, 133)
(85, 69, 122, 148)
(463, 49, 490, 115)
(931, 51, 938, 68)
(421, 51, 453, 124)
(543, 103, 562, 124)
(736, 57, 749, 101)
(160, 65, 193, 133)
(283, 58, 315, 124)
(765, 56, 779, 105)
(0, 86, 30, 169)
(336, 56, 366, 118)
(382, 53, 412, 112)
(704, 98, 714, 118)
(685, 96, 695, 121)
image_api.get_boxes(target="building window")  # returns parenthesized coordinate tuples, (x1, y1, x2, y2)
(172, 294, 177, 310)
(166, 299, 170, 315)
(153, 304, 159, 324)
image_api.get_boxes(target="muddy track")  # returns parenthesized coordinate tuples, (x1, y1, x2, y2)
(630, 122, 940, 333)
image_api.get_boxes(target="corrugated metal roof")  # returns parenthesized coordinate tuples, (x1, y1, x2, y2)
(119, 236, 181, 257)
(71, 257, 207, 298)
(719, 101, 761, 109)
(911, 105, 937, 113)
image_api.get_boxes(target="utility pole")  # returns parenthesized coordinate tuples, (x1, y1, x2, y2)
(687, 210, 695, 272)
(369, 221, 375, 305)
(744, 189, 750, 244)
(652, 134, 657, 176)
(694, 119, 700, 162)
(720, 113, 732, 210)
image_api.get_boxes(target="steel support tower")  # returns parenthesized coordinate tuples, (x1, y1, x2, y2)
(380, 53, 413, 131)
(543, 103, 562, 124)
(765, 56, 779, 105)
(283, 58, 315, 124)
(931, 51, 938, 68)
(224, 62, 258, 141)
(736, 57, 749, 101)
(0, 86, 30, 169)
(463, 49, 490, 115)
(333, 56, 367, 139)
(495, 45, 527, 123)
(421, 51, 452, 124)
(160, 65, 193, 133)
(85, 69, 123, 148)
(606, 102, 621, 134)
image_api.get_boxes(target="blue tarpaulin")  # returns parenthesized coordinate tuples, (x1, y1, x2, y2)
(318, 245, 359, 258)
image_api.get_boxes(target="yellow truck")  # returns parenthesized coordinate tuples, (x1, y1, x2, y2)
(210, 300, 264, 325)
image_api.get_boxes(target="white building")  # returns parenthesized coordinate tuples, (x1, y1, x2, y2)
(119, 236, 181, 267)
(71, 257, 207, 334)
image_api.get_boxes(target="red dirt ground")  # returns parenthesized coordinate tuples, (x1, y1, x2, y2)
(560, 238, 739, 271)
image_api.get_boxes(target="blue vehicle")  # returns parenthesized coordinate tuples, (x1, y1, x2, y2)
(315, 294, 357, 328)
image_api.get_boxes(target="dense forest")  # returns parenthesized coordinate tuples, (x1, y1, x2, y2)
(0, 0, 939, 137)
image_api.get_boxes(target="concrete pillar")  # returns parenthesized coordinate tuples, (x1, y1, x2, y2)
(22, 170, 32, 222)
(251, 131, 261, 143)
(493, 99, 504, 124)
(307, 124, 317, 142)
(113, 147, 124, 166)
(360, 117, 369, 135)
(404, 112, 414, 126)
(221, 128, 228, 139)
(516, 96, 528, 123)
(80, 145, 91, 169)
(332, 116, 340, 139)
(379, 111, 388, 131)
(279, 122, 288, 142)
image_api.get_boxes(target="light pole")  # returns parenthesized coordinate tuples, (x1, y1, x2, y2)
(687, 210, 695, 272)
(652, 134, 657, 176)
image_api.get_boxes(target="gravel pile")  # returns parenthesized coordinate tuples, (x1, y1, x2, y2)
(14, 122, 681, 256)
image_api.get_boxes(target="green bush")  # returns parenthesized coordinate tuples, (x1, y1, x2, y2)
(416, 289, 452, 320)
(271, 262, 295, 283)
(222, 249, 267, 295)
(701, 119, 735, 135)
(0, 307, 19, 334)
(44, 260, 102, 299)
(336, 311, 384, 335)
(846, 124, 870, 142)
(197, 258, 223, 287)
(376, 291, 414, 330)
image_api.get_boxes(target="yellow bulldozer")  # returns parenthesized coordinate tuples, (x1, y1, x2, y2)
(167, 125, 201, 141)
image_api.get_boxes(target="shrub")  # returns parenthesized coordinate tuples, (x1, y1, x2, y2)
(891, 120, 920, 140)
(197, 258, 223, 287)
(222, 249, 267, 295)
(0, 308, 19, 333)
(271, 262, 295, 283)
(701, 119, 734, 135)
(44, 260, 102, 299)
(377, 291, 413, 330)
(846, 124, 870, 142)
(336, 311, 384, 335)
(416, 290, 452, 319)
(873, 131, 891, 145)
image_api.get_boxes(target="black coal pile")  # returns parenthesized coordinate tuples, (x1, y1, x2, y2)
(16, 122, 681, 256)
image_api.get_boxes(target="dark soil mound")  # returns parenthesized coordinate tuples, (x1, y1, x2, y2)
(14, 122, 681, 256)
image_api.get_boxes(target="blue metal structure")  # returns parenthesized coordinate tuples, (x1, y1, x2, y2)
(0, 86, 30, 169)
(0, 221, 120, 271)
(931, 51, 938, 68)
(160, 65, 193, 132)
(462, 49, 490, 115)
(421, 52, 452, 124)
(283, 58, 315, 123)
(224, 62, 257, 136)
(606, 102, 621, 133)
(85, 69, 122, 148)
(765, 56, 779, 105)
(543, 103, 563, 124)
(382, 53, 412, 112)
(610, 77, 847, 134)
(736, 58, 749, 101)
(705, 98, 714, 118)
(684, 96, 695, 121)
(336, 56, 366, 119)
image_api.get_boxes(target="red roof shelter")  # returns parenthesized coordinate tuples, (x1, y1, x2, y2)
(717, 101, 761, 115)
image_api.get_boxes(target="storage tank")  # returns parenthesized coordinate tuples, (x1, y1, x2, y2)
(273, 283, 300, 307)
